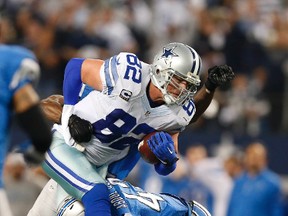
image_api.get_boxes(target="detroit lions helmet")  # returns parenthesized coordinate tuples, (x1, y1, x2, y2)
(151, 42, 202, 105)
(57, 196, 84, 216)
(188, 200, 212, 216)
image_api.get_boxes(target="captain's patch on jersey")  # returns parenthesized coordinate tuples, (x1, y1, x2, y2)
(119, 89, 132, 101)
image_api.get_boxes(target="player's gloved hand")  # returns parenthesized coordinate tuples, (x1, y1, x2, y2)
(205, 65, 235, 92)
(23, 146, 45, 166)
(147, 132, 179, 166)
(68, 114, 93, 143)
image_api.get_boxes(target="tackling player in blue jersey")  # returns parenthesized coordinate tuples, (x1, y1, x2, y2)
(0, 44, 52, 215)
(29, 177, 211, 216)
(41, 42, 234, 216)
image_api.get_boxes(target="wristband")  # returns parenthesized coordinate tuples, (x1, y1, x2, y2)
(154, 162, 176, 176)
(17, 104, 52, 153)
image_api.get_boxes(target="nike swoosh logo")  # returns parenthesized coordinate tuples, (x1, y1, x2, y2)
(167, 147, 173, 154)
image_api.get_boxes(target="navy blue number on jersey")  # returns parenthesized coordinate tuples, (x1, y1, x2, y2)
(93, 54, 154, 150)
(93, 109, 154, 150)
(182, 100, 195, 116)
(124, 54, 142, 83)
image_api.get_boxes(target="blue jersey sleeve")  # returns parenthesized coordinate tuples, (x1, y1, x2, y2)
(63, 58, 85, 105)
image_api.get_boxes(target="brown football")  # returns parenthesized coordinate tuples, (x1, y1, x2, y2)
(138, 131, 160, 164)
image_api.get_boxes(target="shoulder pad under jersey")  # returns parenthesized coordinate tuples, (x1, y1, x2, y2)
(100, 52, 144, 98)
(9, 58, 40, 90)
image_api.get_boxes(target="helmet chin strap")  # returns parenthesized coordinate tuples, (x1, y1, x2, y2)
(162, 91, 175, 105)
(163, 94, 173, 105)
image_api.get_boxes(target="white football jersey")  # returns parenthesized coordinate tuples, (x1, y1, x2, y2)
(59, 52, 196, 166)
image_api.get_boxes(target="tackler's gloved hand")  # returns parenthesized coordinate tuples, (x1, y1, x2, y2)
(68, 114, 93, 143)
(148, 132, 179, 176)
(205, 65, 235, 92)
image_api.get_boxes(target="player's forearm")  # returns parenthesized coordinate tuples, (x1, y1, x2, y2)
(17, 104, 52, 154)
(190, 64, 235, 124)
(190, 87, 214, 124)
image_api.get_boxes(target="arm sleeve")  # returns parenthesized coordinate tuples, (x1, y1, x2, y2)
(16, 104, 52, 153)
(63, 58, 85, 105)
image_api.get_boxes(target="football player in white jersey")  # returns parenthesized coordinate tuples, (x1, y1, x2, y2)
(41, 42, 234, 216)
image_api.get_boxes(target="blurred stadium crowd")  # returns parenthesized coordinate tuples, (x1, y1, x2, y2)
(1, 0, 288, 215)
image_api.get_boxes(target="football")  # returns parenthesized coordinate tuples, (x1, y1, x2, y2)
(138, 131, 160, 164)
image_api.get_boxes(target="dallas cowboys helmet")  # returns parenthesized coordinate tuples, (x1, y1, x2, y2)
(151, 42, 202, 105)
(57, 196, 84, 216)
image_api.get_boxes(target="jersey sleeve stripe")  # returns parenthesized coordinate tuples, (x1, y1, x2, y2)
(104, 59, 113, 88)
(104, 56, 119, 95)
(111, 55, 119, 84)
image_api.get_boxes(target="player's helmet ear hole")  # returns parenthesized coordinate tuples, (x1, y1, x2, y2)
(156, 69, 160, 75)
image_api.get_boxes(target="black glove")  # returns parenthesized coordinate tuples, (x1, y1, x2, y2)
(24, 146, 45, 166)
(68, 114, 93, 143)
(205, 65, 235, 92)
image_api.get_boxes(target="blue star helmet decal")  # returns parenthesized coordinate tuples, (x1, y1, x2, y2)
(161, 46, 178, 58)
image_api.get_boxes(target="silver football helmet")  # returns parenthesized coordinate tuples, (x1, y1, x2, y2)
(151, 42, 202, 105)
